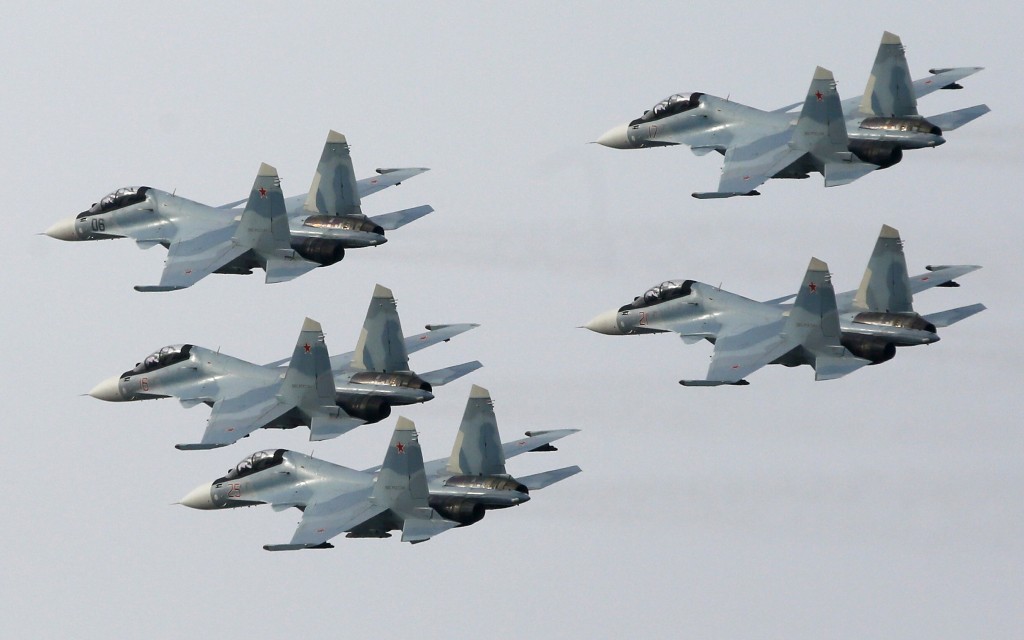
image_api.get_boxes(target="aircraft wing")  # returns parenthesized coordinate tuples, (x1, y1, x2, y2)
(693, 130, 805, 199)
(176, 384, 292, 450)
(420, 428, 580, 477)
(135, 227, 248, 292)
(834, 264, 982, 310)
(264, 324, 480, 371)
(357, 168, 430, 198)
(400, 514, 459, 543)
(839, 67, 986, 115)
(681, 319, 796, 386)
(265, 488, 387, 550)
(923, 303, 986, 328)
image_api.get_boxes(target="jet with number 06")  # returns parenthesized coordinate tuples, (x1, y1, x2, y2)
(596, 32, 988, 198)
(584, 225, 984, 385)
(178, 385, 581, 549)
(89, 284, 481, 449)
(44, 131, 432, 291)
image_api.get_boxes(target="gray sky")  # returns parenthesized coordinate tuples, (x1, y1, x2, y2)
(3, 2, 1022, 637)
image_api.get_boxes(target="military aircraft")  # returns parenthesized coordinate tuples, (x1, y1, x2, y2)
(178, 385, 581, 549)
(584, 225, 984, 385)
(89, 284, 481, 448)
(596, 32, 989, 198)
(44, 131, 432, 290)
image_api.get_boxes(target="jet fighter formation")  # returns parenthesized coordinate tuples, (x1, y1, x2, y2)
(585, 225, 984, 385)
(179, 386, 581, 549)
(596, 32, 989, 198)
(45, 131, 432, 291)
(52, 31, 989, 552)
(90, 285, 481, 449)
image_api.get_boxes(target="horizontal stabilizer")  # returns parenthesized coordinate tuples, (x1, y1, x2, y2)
(518, 465, 582, 491)
(679, 379, 749, 387)
(135, 285, 185, 293)
(309, 415, 366, 441)
(264, 544, 312, 552)
(369, 205, 434, 231)
(824, 161, 876, 187)
(264, 256, 319, 284)
(418, 360, 483, 386)
(813, 354, 869, 381)
(401, 515, 458, 543)
(923, 303, 986, 328)
(926, 104, 990, 131)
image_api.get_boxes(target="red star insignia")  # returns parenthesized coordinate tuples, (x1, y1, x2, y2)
(258, 187, 267, 198)
(371, 179, 379, 184)
(814, 90, 823, 102)
(808, 281, 818, 292)
(743, 175, 751, 181)
(921, 276, 930, 281)
(925, 80, 933, 84)
(303, 343, 311, 353)
(395, 442, 405, 454)
(419, 335, 427, 341)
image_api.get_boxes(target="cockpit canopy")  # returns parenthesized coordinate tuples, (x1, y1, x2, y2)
(131, 344, 192, 375)
(82, 186, 150, 218)
(622, 280, 695, 310)
(222, 449, 286, 481)
(633, 93, 703, 124)
(859, 116, 941, 136)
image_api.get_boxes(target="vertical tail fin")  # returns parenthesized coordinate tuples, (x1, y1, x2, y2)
(279, 317, 337, 407)
(279, 318, 364, 441)
(303, 130, 363, 217)
(853, 224, 913, 313)
(352, 284, 410, 372)
(792, 67, 850, 155)
(860, 31, 918, 117)
(785, 258, 869, 380)
(446, 385, 507, 476)
(234, 163, 292, 252)
(372, 417, 429, 511)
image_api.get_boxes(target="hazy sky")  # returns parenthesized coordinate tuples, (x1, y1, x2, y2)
(4, 3, 1022, 638)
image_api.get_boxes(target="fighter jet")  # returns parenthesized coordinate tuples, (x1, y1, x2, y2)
(89, 284, 482, 448)
(178, 385, 581, 549)
(44, 131, 433, 290)
(584, 225, 984, 385)
(596, 32, 989, 198)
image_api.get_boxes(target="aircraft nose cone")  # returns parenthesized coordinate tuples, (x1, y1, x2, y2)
(179, 482, 216, 510)
(44, 217, 78, 241)
(89, 375, 124, 402)
(596, 123, 632, 149)
(584, 308, 622, 335)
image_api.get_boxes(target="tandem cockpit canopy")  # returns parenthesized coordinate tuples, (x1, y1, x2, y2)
(223, 449, 286, 481)
(132, 344, 193, 374)
(81, 186, 150, 217)
(633, 93, 703, 124)
(623, 280, 696, 310)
